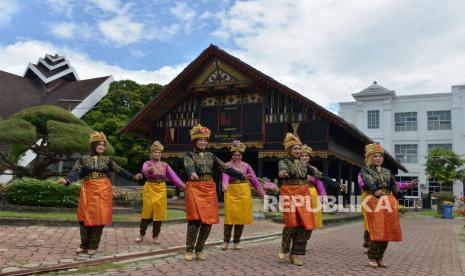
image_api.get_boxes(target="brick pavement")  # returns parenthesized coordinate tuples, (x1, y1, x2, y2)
(58, 216, 464, 276)
(0, 217, 283, 274)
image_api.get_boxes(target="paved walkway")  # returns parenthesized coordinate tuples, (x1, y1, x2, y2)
(0, 217, 283, 274)
(57, 216, 464, 275)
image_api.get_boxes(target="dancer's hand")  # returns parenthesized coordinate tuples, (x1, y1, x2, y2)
(245, 174, 253, 180)
(374, 190, 383, 197)
(222, 185, 228, 193)
(148, 166, 156, 174)
(190, 173, 199, 180)
(279, 170, 289, 178)
(180, 183, 186, 190)
(134, 173, 143, 181)
(57, 178, 67, 185)
(409, 179, 418, 188)
(340, 183, 348, 193)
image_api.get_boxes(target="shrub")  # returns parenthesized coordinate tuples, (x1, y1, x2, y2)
(167, 188, 176, 198)
(112, 186, 142, 201)
(432, 192, 456, 214)
(6, 178, 80, 207)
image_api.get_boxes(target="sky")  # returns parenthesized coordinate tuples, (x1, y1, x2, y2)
(1, 0, 465, 112)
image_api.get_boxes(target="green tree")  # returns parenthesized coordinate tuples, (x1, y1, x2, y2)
(82, 80, 164, 172)
(425, 147, 464, 187)
(0, 105, 115, 179)
(425, 147, 465, 212)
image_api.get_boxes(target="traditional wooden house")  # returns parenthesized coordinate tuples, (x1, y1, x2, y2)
(122, 45, 406, 195)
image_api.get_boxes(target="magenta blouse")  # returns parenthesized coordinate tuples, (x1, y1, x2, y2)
(222, 161, 265, 197)
(141, 160, 184, 189)
(308, 175, 327, 196)
(357, 172, 412, 191)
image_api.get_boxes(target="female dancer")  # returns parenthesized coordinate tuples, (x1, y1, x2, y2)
(300, 144, 327, 230)
(136, 141, 185, 244)
(221, 140, 265, 250)
(361, 143, 414, 268)
(183, 124, 247, 261)
(58, 132, 141, 255)
(358, 162, 417, 254)
(277, 133, 317, 266)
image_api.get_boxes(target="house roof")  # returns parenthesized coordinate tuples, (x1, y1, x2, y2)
(352, 81, 396, 98)
(122, 45, 406, 171)
(0, 54, 111, 120)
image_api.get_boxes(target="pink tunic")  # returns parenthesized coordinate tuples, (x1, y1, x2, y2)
(141, 160, 184, 189)
(222, 161, 265, 197)
(308, 175, 327, 196)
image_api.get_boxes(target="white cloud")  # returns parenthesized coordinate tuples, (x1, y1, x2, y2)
(46, 0, 74, 18)
(0, 40, 185, 85)
(98, 16, 144, 45)
(50, 22, 77, 39)
(87, 0, 121, 14)
(170, 2, 197, 22)
(214, 0, 465, 108)
(0, 0, 20, 26)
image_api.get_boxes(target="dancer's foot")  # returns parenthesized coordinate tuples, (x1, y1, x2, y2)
(135, 235, 144, 242)
(363, 247, 369, 254)
(368, 259, 378, 268)
(277, 251, 287, 261)
(87, 249, 97, 255)
(221, 242, 229, 250)
(76, 247, 86, 254)
(185, 252, 194, 261)
(233, 243, 241, 250)
(289, 255, 303, 266)
(377, 259, 387, 268)
(153, 236, 160, 244)
(195, 252, 206, 261)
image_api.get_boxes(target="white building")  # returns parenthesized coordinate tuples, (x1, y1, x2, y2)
(339, 81, 465, 205)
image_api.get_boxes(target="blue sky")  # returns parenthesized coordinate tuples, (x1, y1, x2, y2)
(1, 0, 465, 111)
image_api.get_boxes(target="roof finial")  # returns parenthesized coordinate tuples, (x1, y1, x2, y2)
(373, 81, 378, 85)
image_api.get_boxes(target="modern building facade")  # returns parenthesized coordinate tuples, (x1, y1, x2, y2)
(339, 81, 465, 205)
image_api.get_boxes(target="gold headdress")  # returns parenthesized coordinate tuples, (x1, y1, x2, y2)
(89, 132, 107, 143)
(230, 140, 246, 153)
(365, 143, 384, 165)
(301, 144, 313, 156)
(150, 140, 164, 152)
(283, 133, 302, 150)
(190, 124, 211, 141)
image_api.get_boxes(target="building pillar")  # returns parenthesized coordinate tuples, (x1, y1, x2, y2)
(257, 158, 263, 178)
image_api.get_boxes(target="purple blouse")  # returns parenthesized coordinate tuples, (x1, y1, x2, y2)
(357, 172, 412, 191)
(308, 175, 327, 196)
(141, 160, 184, 189)
(222, 161, 265, 197)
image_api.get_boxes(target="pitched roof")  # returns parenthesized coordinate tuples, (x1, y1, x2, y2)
(352, 81, 396, 98)
(122, 44, 406, 171)
(0, 54, 111, 120)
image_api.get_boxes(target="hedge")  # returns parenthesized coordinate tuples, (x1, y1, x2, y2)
(6, 178, 80, 207)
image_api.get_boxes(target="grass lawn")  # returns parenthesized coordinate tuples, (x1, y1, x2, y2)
(0, 209, 186, 221)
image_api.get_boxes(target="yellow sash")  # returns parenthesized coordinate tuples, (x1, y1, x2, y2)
(141, 181, 167, 221)
(361, 191, 369, 231)
(224, 182, 253, 225)
(309, 186, 323, 229)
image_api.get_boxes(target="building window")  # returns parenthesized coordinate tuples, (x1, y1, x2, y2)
(395, 144, 418, 163)
(427, 144, 452, 151)
(427, 110, 451, 130)
(394, 112, 417, 131)
(428, 179, 452, 194)
(367, 110, 380, 129)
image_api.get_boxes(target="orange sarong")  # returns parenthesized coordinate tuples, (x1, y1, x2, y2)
(280, 185, 315, 231)
(366, 194, 402, 241)
(185, 180, 219, 225)
(77, 178, 113, 227)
